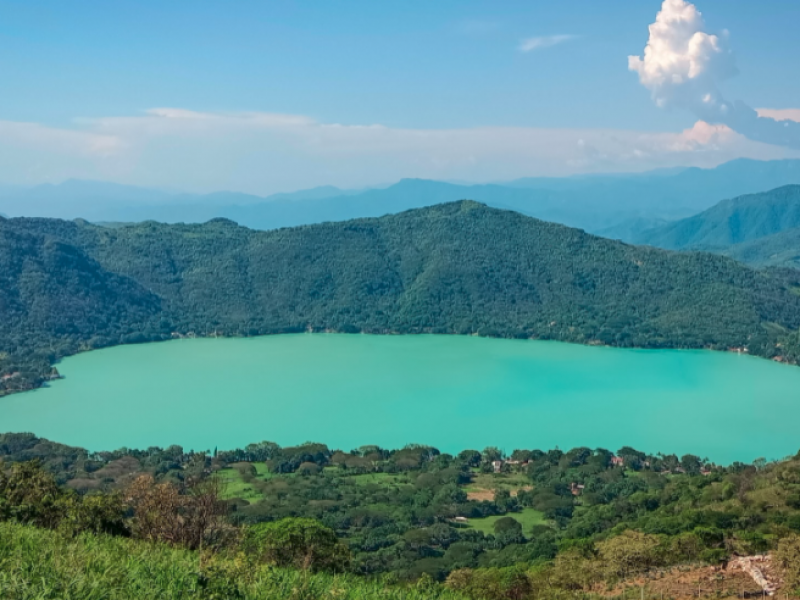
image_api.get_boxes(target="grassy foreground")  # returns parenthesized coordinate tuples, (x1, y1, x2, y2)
(0, 522, 463, 600)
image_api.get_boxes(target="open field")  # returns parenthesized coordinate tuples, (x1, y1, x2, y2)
(218, 468, 265, 502)
(218, 462, 275, 502)
(464, 471, 533, 501)
(461, 508, 546, 535)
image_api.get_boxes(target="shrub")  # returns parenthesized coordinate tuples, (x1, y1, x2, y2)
(241, 517, 350, 572)
(125, 474, 230, 549)
(776, 535, 800, 593)
(596, 530, 662, 579)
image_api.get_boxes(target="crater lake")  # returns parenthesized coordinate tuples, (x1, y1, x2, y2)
(1, 334, 798, 462)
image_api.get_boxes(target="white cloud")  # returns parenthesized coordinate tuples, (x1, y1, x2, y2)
(630, 0, 800, 150)
(628, 0, 735, 117)
(0, 110, 796, 193)
(518, 35, 576, 53)
(757, 108, 800, 123)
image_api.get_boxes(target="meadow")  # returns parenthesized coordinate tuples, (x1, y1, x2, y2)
(0, 521, 468, 600)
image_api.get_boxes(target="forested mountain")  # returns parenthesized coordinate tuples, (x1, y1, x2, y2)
(724, 226, 800, 268)
(2, 201, 800, 395)
(3, 159, 800, 236)
(635, 185, 800, 250)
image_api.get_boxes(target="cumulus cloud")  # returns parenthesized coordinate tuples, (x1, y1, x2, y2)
(519, 35, 576, 52)
(629, 0, 800, 150)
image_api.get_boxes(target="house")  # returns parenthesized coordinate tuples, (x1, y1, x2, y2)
(610, 456, 624, 467)
(454, 516, 469, 523)
(492, 460, 504, 473)
(570, 482, 585, 496)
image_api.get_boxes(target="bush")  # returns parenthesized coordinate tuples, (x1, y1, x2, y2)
(125, 474, 230, 549)
(596, 530, 662, 579)
(445, 566, 532, 600)
(0, 460, 72, 529)
(776, 535, 800, 592)
(241, 517, 350, 572)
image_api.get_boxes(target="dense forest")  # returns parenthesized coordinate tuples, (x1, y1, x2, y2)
(724, 227, 800, 269)
(2, 200, 800, 395)
(636, 185, 800, 251)
(2, 432, 800, 598)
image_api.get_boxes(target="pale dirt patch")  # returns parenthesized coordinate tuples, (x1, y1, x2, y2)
(466, 489, 495, 502)
(597, 558, 788, 600)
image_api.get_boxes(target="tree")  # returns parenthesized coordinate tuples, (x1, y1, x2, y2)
(597, 530, 662, 579)
(618, 447, 647, 470)
(493, 517, 525, 547)
(0, 460, 69, 529)
(680, 454, 703, 475)
(242, 517, 350, 572)
(124, 475, 229, 550)
(482, 447, 504, 463)
(458, 450, 482, 467)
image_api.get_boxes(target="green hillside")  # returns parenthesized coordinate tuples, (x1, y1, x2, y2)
(635, 185, 800, 250)
(2, 201, 800, 394)
(724, 226, 800, 268)
(3, 433, 800, 597)
(0, 521, 467, 600)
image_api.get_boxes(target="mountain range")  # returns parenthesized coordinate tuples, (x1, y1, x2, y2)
(2, 201, 800, 395)
(631, 185, 800, 270)
(3, 159, 800, 235)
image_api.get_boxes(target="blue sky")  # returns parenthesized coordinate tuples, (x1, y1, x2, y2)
(0, 0, 799, 193)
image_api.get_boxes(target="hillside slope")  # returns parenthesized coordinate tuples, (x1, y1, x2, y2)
(2, 201, 800, 394)
(636, 185, 800, 250)
(724, 226, 800, 268)
(0, 220, 163, 387)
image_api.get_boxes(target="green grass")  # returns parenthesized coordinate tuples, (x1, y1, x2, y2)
(253, 462, 271, 477)
(0, 521, 467, 600)
(465, 472, 531, 493)
(462, 508, 546, 535)
(218, 467, 265, 502)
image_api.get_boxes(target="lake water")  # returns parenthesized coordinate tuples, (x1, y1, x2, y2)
(1, 335, 799, 463)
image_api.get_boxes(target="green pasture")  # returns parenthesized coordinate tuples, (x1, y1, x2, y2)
(461, 508, 546, 535)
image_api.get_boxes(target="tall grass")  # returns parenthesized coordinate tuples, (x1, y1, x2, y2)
(0, 522, 463, 600)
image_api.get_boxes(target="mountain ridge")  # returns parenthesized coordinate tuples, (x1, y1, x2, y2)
(635, 185, 800, 250)
(2, 201, 800, 395)
(3, 159, 800, 235)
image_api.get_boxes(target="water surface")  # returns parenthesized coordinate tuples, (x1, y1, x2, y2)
(1, 335, 798, 463)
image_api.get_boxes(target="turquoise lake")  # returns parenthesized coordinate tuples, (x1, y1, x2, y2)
(1, 334, 799, 463)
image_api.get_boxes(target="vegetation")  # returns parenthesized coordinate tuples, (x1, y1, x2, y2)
(636, 184, 800, 250)
(724, 226, 800, 268)
(0, 521, 470, 600)
(3, 200, 800, 394)
(463, 509, 545, 537)
(4, 432, 800, 597)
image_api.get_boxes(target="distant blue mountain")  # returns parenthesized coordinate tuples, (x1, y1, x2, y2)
(635, 185, 800, 250)
(2, 159, 800, 234)
(723, 226, 800, 269)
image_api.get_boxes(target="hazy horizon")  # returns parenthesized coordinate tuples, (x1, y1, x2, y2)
(1, 0, 799, 195)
